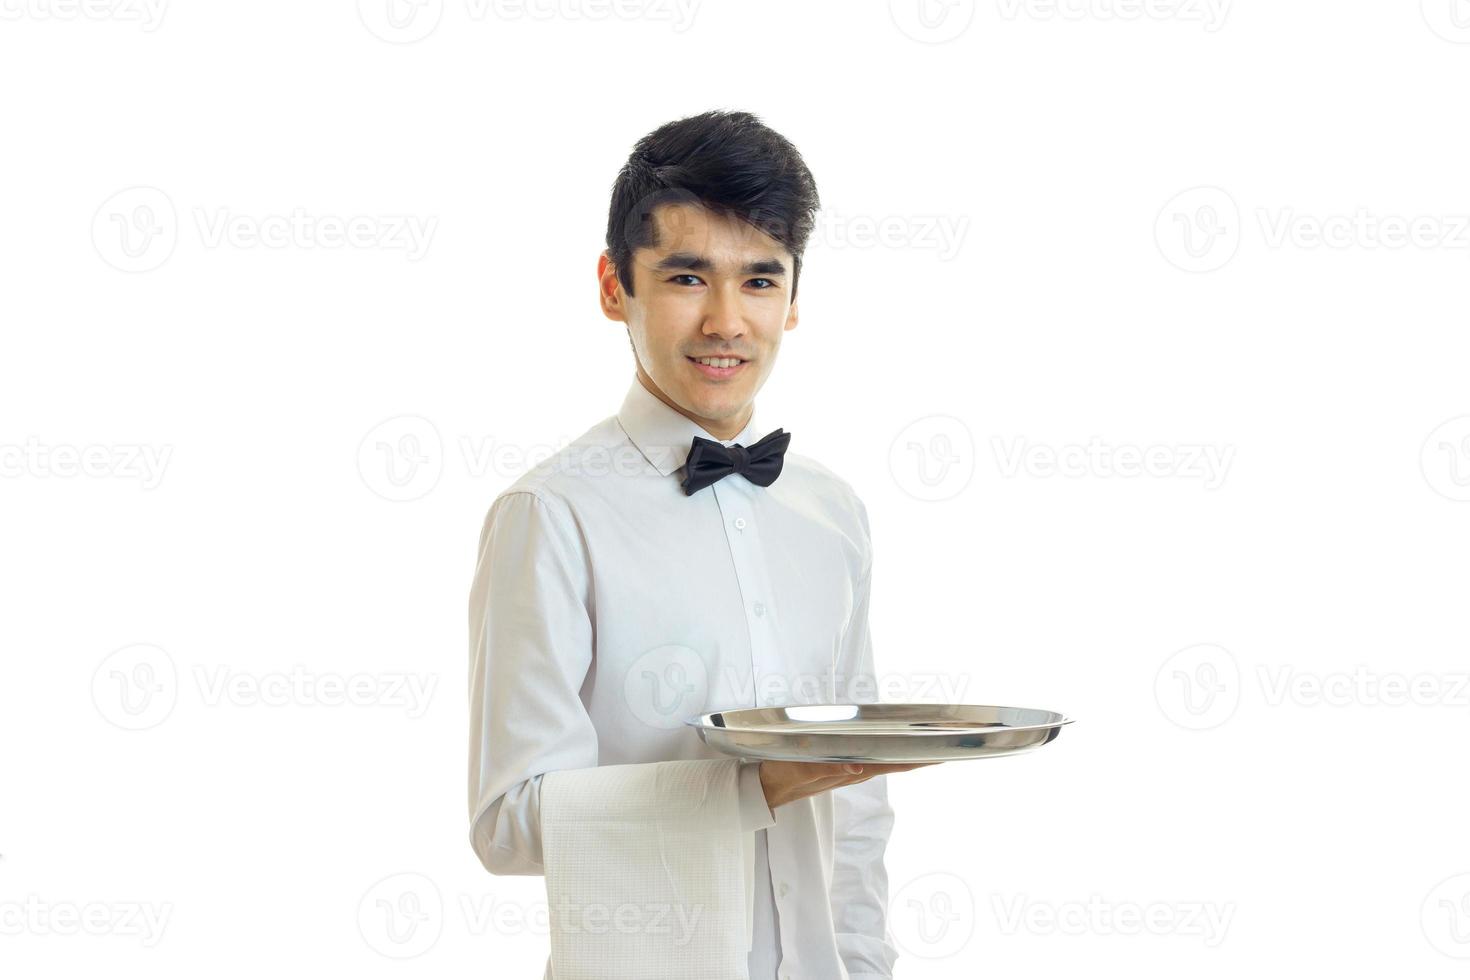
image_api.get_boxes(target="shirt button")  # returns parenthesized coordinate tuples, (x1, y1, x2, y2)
(778, 881, 789, 897)
(734, 517, 747, 530)
(753, 601, 765, 617)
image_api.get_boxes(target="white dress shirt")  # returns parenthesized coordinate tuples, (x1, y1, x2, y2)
(468, 373, 899, 980)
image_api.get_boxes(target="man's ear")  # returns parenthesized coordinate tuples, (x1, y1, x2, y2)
(598, 251, 627, 324)
(784, 297, 799, 332)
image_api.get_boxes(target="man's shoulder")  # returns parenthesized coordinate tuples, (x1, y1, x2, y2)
(486, 413, 635, 509)
(781, 450, 871, 532)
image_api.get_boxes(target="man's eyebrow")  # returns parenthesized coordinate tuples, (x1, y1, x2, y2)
(652, 253, 788, 277)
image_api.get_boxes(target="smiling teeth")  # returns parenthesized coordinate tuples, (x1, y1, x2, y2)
(695, 357, 741, 368)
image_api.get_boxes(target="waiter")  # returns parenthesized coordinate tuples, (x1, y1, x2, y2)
(468, 109, 934, 980)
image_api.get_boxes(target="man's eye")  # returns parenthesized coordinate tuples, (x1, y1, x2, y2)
(669, 275, 703, 286)
(748, 278, 775, 289)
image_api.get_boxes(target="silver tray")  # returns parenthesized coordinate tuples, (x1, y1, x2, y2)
(686, 703, 1073, 763)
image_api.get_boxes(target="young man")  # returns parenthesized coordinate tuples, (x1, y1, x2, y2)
(468, 109, 932, 980)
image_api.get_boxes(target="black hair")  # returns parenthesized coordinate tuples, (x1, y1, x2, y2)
(605, 109, 820, 302)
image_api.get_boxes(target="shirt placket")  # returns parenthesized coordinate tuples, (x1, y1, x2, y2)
(712, 478, 802, 980)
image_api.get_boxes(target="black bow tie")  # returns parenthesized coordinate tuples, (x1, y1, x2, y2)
(680, 428, 792, 496)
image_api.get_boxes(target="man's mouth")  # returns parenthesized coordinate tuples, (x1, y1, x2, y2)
(687, 355, 748, 378)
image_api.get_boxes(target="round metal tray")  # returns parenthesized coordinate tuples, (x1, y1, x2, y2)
(686, 702, 1073, 763)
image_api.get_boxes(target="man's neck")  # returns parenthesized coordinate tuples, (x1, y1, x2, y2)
(635, 371, 751, 442)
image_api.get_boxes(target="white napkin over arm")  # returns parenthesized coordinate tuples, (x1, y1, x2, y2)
(541, 758, 773, 979)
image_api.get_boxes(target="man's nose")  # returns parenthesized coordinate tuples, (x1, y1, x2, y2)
(701, 285, 746, 339)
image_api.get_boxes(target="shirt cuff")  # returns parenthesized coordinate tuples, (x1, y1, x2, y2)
(736, 760, 776, 831)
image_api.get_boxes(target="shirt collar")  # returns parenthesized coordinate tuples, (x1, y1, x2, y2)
(617, 373, 765, 478)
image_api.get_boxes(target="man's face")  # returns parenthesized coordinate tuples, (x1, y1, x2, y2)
(598, 202, 799, 440)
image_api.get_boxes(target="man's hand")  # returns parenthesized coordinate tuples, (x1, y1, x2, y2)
(758, 759, 939, 810)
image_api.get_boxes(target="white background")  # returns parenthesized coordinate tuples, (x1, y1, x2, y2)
(3, 1, 1469, 977)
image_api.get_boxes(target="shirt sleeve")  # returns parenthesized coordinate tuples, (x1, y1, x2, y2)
(737, 759, 776, 831)
(468, 489, 600, 876)
(827, 496, 900, 979)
